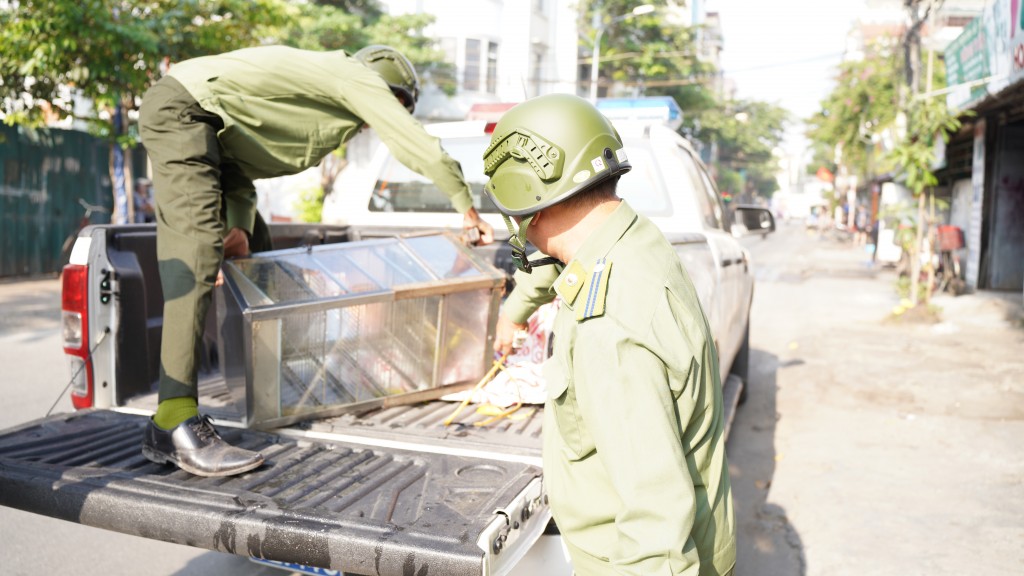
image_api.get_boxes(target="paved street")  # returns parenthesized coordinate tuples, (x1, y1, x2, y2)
(1, 222, 1022, 575)
(729, 222, 1024, 575)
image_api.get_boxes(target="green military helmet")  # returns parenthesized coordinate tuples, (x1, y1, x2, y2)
(483, 94, 630, 273)
(353, 45, 420, 113)
(483, 93, 630, 217)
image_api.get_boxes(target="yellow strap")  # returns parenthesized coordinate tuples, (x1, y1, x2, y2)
(475, 403, 523, 427)
(443, 352, 509, 427)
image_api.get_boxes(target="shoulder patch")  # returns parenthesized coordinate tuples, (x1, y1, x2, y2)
(576, 258, 612, 321)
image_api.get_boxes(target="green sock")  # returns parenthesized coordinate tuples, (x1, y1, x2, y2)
(154, 397, 199, 430)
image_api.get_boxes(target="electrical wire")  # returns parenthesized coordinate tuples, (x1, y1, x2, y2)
(46, 327, 109, 417)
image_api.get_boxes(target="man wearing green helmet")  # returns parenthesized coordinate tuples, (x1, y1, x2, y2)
(484, 94, 736, 575)
(137, 44, 493, 478)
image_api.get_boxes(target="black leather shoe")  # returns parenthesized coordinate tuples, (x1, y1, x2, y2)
(142, 415, 263, 477)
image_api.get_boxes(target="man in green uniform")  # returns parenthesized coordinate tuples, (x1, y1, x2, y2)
(483, 94, 735, 575)
(138, 45, 493, 477)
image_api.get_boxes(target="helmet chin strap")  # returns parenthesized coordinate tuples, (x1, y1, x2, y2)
(502, 214, 560, 274)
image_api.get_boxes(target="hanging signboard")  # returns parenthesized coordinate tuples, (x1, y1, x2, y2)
(946, 17, 990, 110)
(947, 0, 1017, 110)
(1012, 0, 1024, 84)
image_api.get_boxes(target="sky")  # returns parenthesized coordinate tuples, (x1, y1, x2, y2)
(705, 0, 869, 157)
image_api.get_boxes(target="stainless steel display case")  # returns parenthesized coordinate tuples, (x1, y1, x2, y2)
(217, 232, 506, 429)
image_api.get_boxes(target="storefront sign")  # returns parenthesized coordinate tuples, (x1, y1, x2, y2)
(947, 17, 990, 108)
(1012, 0, 1024, 84)
(947, 0, 1017, 110)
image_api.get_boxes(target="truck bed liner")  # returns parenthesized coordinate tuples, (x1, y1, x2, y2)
(0, 410, 545, 576)
(124, 374, 741, 460)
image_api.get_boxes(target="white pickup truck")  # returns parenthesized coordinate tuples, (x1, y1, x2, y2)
(0, 116, 772, 576)
(324, 118, 772, 395)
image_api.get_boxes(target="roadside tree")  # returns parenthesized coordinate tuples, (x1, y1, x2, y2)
(578, 0, 787, 202)
(805, 44, 901, 186)
(0, 0, 291, 223)
(0, 0, 455, 223)
(806, 6, 962, 311)
(700, 100, 789, 201)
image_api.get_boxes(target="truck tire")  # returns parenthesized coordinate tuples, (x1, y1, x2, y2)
(730, 320, 750, 405)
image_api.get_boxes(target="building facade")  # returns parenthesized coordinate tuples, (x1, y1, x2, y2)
(380, 0, 580, 120)
(938, 0, 1024, 295)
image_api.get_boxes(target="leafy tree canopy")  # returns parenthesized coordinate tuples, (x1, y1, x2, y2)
(0, 0, 453, 131)
(579, 1, 785, 198)
(580, 0, 715, 118)
(805, 44, 900, 181)
(700, 99, 789, 198)
(0, 0, 291, 129)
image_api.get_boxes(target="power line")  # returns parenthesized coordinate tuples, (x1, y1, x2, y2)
(722, 52, 846, 74)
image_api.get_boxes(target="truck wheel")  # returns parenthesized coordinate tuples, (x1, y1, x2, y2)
(731, 321, 750, 405)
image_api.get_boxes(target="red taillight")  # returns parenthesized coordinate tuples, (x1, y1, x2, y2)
(62, 264, 94, 409)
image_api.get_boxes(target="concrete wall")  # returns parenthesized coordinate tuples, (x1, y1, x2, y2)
(949, 178, 973, 234)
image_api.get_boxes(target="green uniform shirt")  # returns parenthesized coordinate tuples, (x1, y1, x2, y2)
(510, 201, 736, 575)
(167, 45, 473, 233)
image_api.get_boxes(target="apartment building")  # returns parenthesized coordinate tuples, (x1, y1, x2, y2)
(379, 0, 579, 120)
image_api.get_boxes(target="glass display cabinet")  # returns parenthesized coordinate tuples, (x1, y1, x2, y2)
(217, 232, 505, 429)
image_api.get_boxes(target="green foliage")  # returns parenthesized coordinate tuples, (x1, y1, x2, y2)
(0, 0, 455, 129)
(280, 2, 366, 51)
(578, 1, 785, 198)
(700, 99, 789, 198)
(580, 0, 711, 108)
(365, 14, 457, 96)
(805, 44, 901, 181)
(715, 169, 743, 198)
(293, 185, 325, 223)
(886, 97, 963, 196)
(276, 3, 455, 95)
(878, 200, 921, 251)
(0, 0, 292, 129)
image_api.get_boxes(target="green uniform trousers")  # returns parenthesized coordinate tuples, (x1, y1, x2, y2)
(139, 76, 271, 402)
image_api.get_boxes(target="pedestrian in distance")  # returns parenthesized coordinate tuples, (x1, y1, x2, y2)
(133, 177, 156, 223)
(137, 44, 494, 478)
(486, 94, 736, 575)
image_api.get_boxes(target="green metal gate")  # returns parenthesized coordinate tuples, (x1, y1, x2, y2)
(0, 125, 115, 278)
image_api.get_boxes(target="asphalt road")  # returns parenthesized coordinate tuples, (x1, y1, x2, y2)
(1, 221, 1022, 575)
(728, 221, 1024, 575)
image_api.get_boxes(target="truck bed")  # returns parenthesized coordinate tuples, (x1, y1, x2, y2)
(121, 371, 742, 462)
(0, 409, 547, 576)
(2, 223, 743, 575)
(0, 375, 741, 576)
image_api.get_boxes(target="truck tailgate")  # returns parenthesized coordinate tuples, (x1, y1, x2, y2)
(0, 409, 546, 576)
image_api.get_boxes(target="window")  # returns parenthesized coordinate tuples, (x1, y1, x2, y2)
(655, 140, 720, 229)
(694, 161, 729, 232)
(531, 51, 543, 97)
(615, 144, 670, 215)
(367, 136, 669, 217)
(369, 137, 500, 214)
(678, 145, 724, 230)
(487, 42, 498, 94)
(464, 39, 481, 91)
